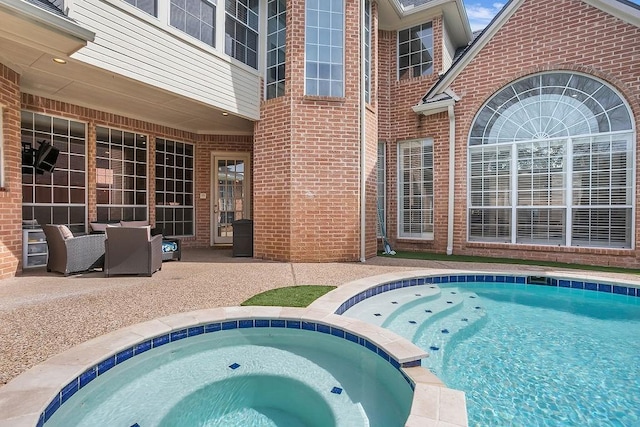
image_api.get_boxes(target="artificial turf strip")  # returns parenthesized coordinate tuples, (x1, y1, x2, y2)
(241, 285, 337, 308)
(379, 250, 640, 275)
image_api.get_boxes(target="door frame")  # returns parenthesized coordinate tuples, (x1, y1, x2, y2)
(209, 151, 251, 246)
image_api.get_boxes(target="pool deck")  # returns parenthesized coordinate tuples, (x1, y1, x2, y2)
(1, 248, 639, 426)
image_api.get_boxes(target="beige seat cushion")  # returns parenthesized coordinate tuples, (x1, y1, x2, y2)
(119, 220, 149, 227)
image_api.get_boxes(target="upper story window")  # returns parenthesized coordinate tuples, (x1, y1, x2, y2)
(305, 0, 344, 97)
(468, 72, 635, 249)
(124, 0, 157, 16)
(364, 0, 371, 103)
(170, 0, 216, 47)
(266, 0, 286, 99)
(398, 22, 433, 80)
(225, 0, 259, 69)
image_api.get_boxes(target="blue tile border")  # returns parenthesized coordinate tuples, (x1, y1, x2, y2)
(39, 317, 416, 424)
(334, 274, 640, 315)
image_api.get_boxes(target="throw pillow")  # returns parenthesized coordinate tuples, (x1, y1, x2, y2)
(89, 222, 108, 233)
(59, 225, 74, 240)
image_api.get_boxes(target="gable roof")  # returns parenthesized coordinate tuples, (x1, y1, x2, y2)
(416, 0, 640, 110)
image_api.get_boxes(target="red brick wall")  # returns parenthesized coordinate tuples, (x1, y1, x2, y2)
(0, 65, 22, 278)
(254, 0, 377, 262)
(377, 16, 445, 252)
(424, 0, 640, 267)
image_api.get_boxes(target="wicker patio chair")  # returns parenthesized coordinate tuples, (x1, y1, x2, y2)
(104, 226, 162, 277)
(42, 224, 106, 276)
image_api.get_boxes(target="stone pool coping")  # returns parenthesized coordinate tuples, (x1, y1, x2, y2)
(0, 305, 467, 427)
(309, 268, 640, 427)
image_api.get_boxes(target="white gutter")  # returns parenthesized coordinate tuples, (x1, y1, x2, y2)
(360, 0, 367, 263)
(446, 104, 455, 255)
(0, 0, 95, 42)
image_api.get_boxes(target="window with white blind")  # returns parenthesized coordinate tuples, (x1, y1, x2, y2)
(377, 141, 386, 237)
(398, 139, 434, 239)
(468, 72, 634, 248)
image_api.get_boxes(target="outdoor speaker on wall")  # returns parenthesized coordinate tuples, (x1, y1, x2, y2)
(34, 141, 59, 174)
(22, 141, 59, 174)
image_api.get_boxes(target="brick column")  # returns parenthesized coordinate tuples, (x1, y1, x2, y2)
(253, 0, 378, 262)
(0, 64, 23, 278)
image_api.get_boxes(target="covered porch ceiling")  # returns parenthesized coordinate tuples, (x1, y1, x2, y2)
(0, 0, 255, 136)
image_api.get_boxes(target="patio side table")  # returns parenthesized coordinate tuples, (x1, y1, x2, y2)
(161, 238, 181, 261)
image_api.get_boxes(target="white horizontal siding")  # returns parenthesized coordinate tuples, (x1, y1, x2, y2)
(68, 0, 260, 120)
(442, 21, 455, 72)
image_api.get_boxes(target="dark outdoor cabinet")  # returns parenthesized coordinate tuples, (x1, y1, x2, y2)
(232, 219, 253, 257)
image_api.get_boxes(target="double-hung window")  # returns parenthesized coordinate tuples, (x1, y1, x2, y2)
(305, 0, 344, 97)
(124, 0, 157, 16)
(398, 139, 434, 239)
(225, 0, 259, 69)
(170, 0, 216, 47)
(398, 22, 433, 80)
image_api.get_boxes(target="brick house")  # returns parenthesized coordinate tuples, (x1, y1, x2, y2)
(0, 0, 638, 279)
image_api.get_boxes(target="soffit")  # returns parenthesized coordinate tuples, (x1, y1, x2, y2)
(377, 0, 472, 46)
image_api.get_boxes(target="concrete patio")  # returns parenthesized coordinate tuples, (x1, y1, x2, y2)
(2, 247, 639, 388)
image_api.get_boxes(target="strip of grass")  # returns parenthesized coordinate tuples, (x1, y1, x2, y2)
(241, 285, 336, 308)
(380, 250, 640, 275)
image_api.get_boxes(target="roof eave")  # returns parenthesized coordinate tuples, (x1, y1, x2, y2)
(0, 0, 95, 44)
(412, 97, 456, 116)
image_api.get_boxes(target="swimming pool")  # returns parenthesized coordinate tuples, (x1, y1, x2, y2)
(0, 307, 465, 427)
(328, 272, 640, 426)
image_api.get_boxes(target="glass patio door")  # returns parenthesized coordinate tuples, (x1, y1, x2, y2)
(211, 154, 250, 245)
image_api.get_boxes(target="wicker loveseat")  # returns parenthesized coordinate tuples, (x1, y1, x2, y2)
(42, 224, 106, 276)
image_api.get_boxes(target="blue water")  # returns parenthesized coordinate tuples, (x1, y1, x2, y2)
(438, 284, 640, 427)
(46, 328, 412, 426)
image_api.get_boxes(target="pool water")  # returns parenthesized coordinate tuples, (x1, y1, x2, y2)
(441, 284, 640, 427)
(345, 281, 640, 426)
(46, 328, 412, 427)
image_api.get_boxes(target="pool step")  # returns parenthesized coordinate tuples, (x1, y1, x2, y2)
(412, 296, 487, 376)
(341, 285, 441, 327)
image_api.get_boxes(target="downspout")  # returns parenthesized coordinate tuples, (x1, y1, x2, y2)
(447, 104, 455, 255)
(359, 0, 367, 262)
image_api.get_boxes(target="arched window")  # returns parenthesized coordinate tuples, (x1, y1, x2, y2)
(468, 72, 635, 248)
